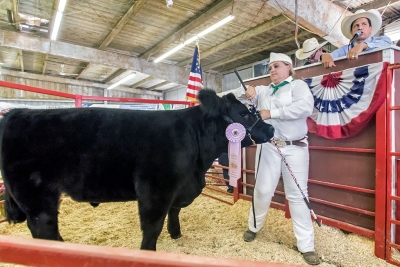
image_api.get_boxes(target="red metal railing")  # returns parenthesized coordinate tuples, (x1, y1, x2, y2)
(385, 63, 400, 266)
(0, 80, 194, 108)
(0, 235, 302, 267)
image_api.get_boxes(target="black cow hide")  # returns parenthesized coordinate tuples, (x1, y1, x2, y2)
(0, 89, 274, 250)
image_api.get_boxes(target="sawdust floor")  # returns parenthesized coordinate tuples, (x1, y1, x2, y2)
(0, 187, 396, 267)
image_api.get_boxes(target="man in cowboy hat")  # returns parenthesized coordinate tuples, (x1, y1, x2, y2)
(321, 9, 392, 69)
(295, 38, 328, 65)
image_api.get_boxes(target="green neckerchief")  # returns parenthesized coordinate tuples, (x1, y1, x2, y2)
(270, 78, 296, 95)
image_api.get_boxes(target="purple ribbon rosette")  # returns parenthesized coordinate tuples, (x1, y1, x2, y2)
(225, 123, 246, 187)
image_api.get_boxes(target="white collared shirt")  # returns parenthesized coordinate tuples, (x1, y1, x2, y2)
(235, 76, 314, 141)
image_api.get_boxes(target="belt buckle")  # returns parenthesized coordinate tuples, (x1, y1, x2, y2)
(274, 139, 286, 148)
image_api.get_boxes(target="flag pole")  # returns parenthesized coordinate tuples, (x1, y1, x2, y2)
(196, 40, 200, 62)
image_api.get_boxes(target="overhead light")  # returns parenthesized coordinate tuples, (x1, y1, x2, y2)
(50, 0, 68, 40)
(154, 43, 185, 63)
(154, 15, 234, 63)
(107, 73, 136, 90)
(197, 15, 235, 38)
(183, 35, 199, 46)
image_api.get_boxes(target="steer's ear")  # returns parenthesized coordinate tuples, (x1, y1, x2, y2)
(197, 89, 225, 118)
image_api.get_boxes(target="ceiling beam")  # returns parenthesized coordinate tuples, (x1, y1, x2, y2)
(203, 32, 308, 71)
(76, 63, 91, 80)
(102, 69, 128, 84)
(19, 50, 24, 72)
(41, 0, 61, 76)
(0, 67, 162, 97)
(147, 81, 170, 90)
(12, 0, 25, 72)
(220, 48, 300, 74)
(351, 0, 400, 12)
(42, 54, 49, 75)
(165, 85, 185, 93)
(0, 30, 222, 91)
(130, 76, 154, 88)
(140, 0, 234, 59)
(99, 0, 148, 50)
(178, 15, 288, 67)
(267, 0, 351, 47)
(76, 0, 148, 79)
(11, 0, 20, 31)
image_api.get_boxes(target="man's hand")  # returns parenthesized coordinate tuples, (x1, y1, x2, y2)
(321, 54, 336, 69)
(245, 85, 256, 100)
(259, 109, 271, 120)
(346, 43, 368, 60)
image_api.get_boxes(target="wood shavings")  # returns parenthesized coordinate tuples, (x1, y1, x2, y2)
(0, 195, 395, 267)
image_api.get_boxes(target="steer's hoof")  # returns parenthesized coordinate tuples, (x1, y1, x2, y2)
(170, 233, 182, 239)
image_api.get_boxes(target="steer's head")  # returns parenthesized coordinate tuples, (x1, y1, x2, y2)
(197, 89, 274, 146)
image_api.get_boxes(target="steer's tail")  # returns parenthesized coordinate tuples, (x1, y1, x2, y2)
(4, 189, 27, 223)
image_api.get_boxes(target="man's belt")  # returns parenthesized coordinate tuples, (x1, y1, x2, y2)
(271, 137, 307, 148)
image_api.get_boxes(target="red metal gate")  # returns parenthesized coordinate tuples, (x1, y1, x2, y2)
(385, 63, 400, 265)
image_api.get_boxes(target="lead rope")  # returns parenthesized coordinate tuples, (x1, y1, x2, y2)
(252, 144, 262, 229)
(270, 138, 322, 227)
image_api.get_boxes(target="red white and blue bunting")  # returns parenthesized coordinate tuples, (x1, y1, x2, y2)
(304, 62, 388, 139)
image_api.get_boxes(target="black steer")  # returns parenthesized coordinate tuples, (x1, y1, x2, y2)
(0, 89, 274, 250)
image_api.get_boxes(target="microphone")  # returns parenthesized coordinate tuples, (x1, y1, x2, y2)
(349, 30, 361, 47)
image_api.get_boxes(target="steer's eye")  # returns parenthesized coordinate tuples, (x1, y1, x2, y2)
(240, 112, 247, 117)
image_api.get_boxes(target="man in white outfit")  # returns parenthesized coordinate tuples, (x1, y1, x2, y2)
(235, 52, 319, 265)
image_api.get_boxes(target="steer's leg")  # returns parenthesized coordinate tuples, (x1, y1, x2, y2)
(25, 190, 63, 241)
(137, 197, 171, 251)
(167, 206, 182, 239)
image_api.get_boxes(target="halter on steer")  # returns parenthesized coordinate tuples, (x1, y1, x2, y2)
(233, 69, 322, 228)
(223, 115, 259, 145)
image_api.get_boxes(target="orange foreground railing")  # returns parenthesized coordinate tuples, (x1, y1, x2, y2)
(0, 235, 302, 267)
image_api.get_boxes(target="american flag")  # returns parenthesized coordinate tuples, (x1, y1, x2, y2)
(185, 45, 203, 101)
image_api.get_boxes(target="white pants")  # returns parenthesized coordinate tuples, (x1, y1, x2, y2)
(248, 141, 315, 253)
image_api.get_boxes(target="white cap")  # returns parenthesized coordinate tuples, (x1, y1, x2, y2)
(269, 52, 292, 65)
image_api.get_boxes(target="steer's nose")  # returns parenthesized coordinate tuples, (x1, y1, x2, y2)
(264, 125, 274, 142)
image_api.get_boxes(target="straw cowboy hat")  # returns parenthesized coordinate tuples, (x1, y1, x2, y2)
(295, 38, 328, 60)
(341, 9, 382, 39)
(269, 52, 292, 65)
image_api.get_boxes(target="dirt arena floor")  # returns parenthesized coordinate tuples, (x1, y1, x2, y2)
(0, 187, 397, 267)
